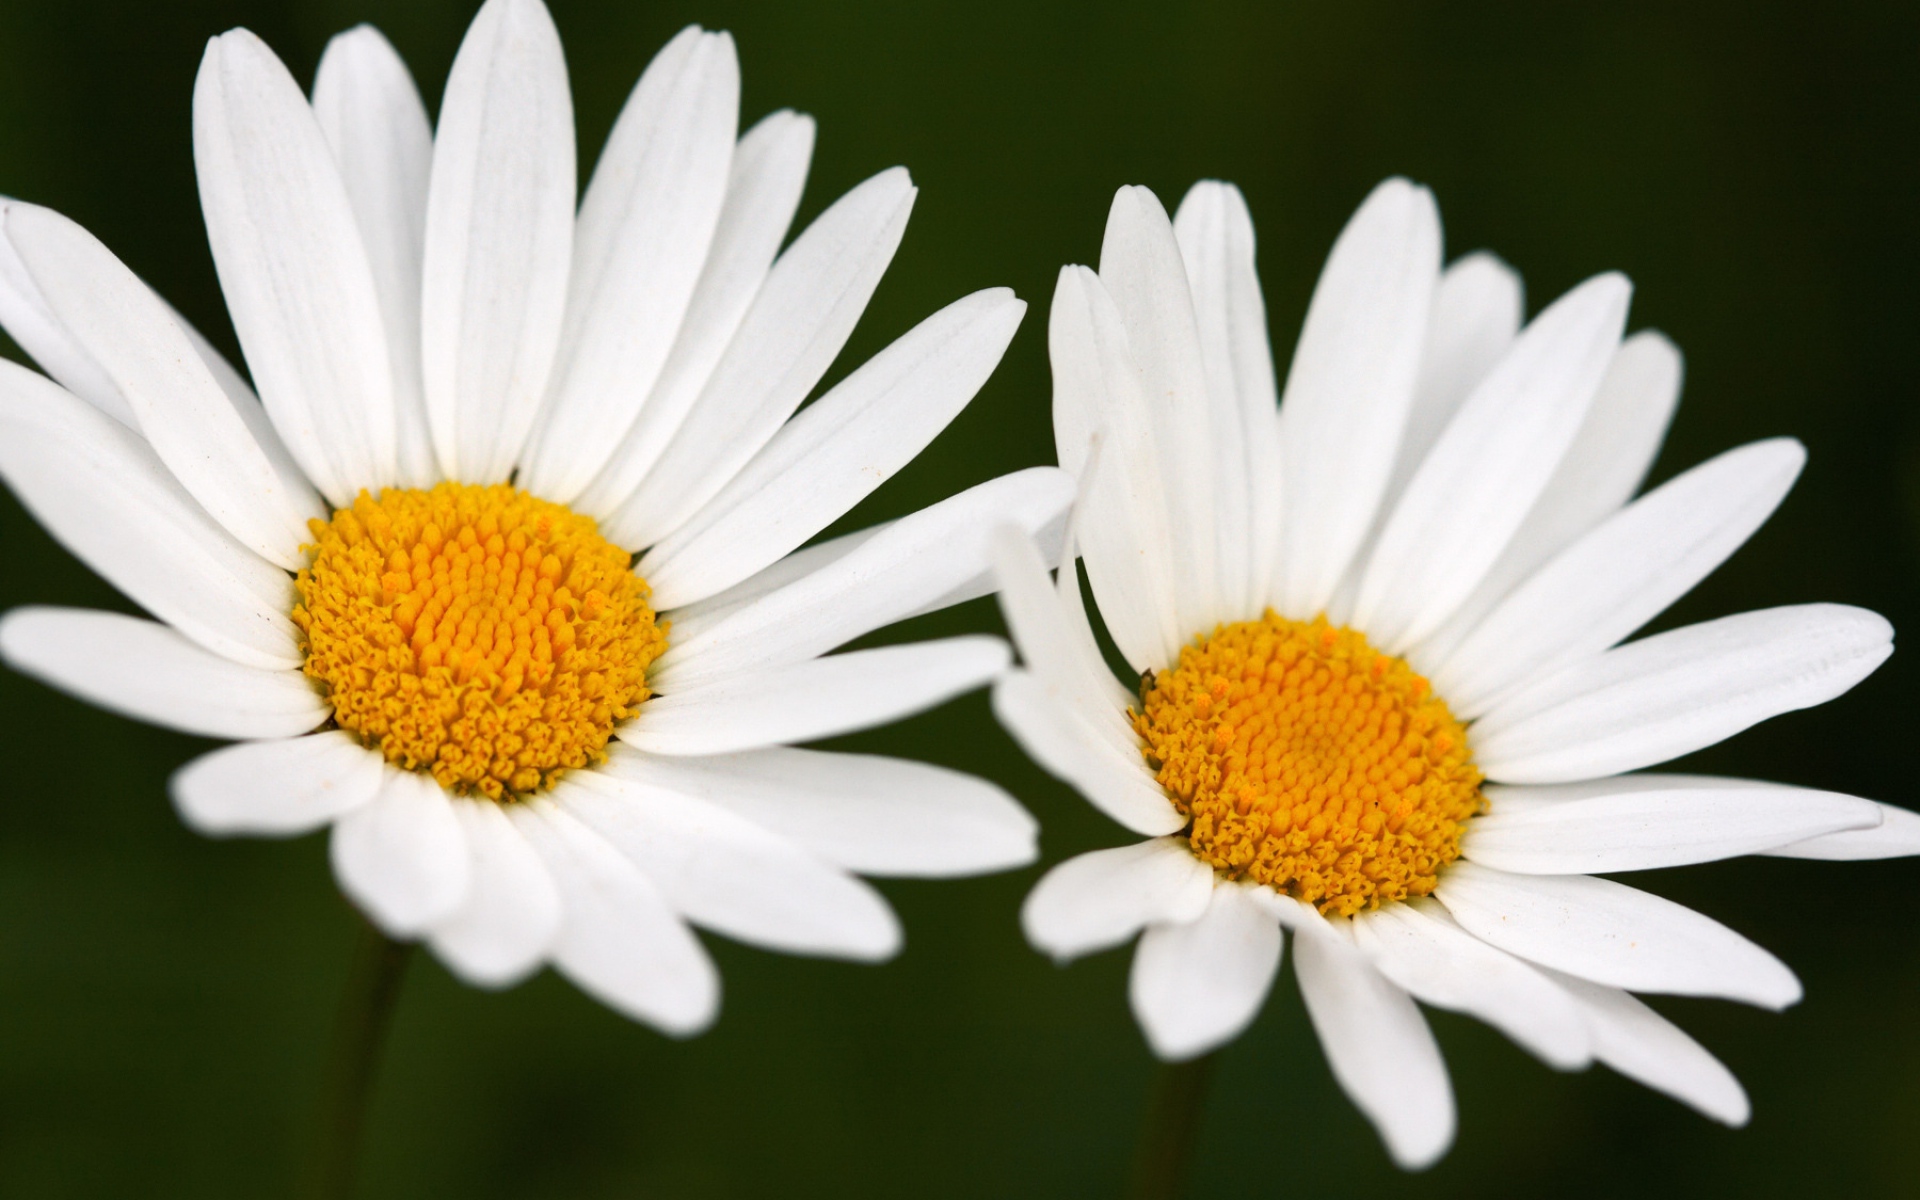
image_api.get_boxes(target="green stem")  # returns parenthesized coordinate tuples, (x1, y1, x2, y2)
(1125, 1052, 1217, 1200)
(310, 919, 413, 1200)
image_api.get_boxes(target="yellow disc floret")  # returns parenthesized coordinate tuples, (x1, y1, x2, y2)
(1133, 613, 1483, 917)
(292, 483, 666, 801)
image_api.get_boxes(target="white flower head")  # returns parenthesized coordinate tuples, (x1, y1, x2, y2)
(994, 177, 1913, 1168)
(0, 0, 1069, 1034)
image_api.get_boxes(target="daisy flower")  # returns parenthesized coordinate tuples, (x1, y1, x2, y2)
(991, 177, 1916, 1167)
(0, 0, 1066, 1035)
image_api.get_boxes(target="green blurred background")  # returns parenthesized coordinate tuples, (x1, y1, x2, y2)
(2, 0, 1917, 1195)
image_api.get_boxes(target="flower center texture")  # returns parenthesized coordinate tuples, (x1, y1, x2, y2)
(1133, 614, 1483, 917)
(292, 483, 667, 801)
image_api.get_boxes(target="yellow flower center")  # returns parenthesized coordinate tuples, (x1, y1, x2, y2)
(1133, 614, 1483, 917)
(291, 483, 667, 801)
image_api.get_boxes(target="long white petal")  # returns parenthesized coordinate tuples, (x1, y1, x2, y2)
(991, 669, 1184, 836)
(1434, 861, 1800, 1009)
(988, 521, 1135, 737)
(576, 110, 816, 520)
(1353, 273, 1630, 650)
(4, 204, 319, 568)
(510, 799, 718, 1034)
(1130, 882, 1282, 1060)
(599, 742, 1036, 877)
(1545, 968, 1749, 1125)
(1023, 838, 1213, 962)
(557, 771, 900, 960)
(0, 361, 300, 668)
(521, 28, 738, 500)
(1352, 899, 1589, 1069)
(1414, 330, 1683, 673)
(425, 797, 563, 987)
(1273, 178, 1441, 619)
(1289, 907, 1455, 1171)
(420, 0, 575, 482)
(1048, 265, 1182, 671)
(604, 167, 914, 549)
(0, 607, 325, 739)
(1474, 604, 1894, 784)
(0, 199, 135, 426)
(640, 290, 1024, 607)
(312, 24, 437, 489)
(621, 636, 1007, 756)
(171, 732, 383, 836)
(195, 29, 396, 499)
(1387, 253, 1525, 510)
(1099, 185, 1219, 631)
(656, 468, 1072, 690)
(1172, 180, 1283, 619)
(329, 768, 470, 935)
(1464, 779, 1879, 874)
(1764, 801, 1920, 860)
(1439, 438, 1804, 717)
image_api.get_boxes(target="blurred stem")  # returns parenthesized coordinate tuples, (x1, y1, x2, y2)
(310, 919, 412, 1200)
(1125, 1052, 1217, 1200)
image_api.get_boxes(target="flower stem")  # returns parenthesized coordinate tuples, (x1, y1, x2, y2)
(1125, 1052, 1217, 1200)
(310, 918, 413, 1200)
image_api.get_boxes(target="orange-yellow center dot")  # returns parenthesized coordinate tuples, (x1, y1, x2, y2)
(291, 482, 667, 801)
(1133, 613, 1483, 917)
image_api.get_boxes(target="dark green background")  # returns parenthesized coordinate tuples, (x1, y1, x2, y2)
(2, 0, 1917, 1195)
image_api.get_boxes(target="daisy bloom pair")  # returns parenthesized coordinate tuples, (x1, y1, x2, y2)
(993, 177, 1917, 1167)
(0, 0, 1064, 1033)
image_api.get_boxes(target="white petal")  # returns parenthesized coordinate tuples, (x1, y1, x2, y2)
(1130, 882, 1282, 1060)
(0, 361, 300, 668)
(557, 771, 900, 960)
(0, 198, 135, 426)
(1434, 861, 1800, 1009)
(1099, 186, 1220, 632)
(1172, 180, 1283, 619)
(171, 732, 383, 836)
(1351, 900, 1590, 1069)
(1544, 968, 1749, 1125)
(420, 0, 575, 482)
(988, 520, 1135, 735)
(509, 799, 718, 1034)
(1764, 801, 1920, 860)
(991, 669, 1184, 836)
(1023, 838, 1212, 962)
(195, 29, 396, 500)
(1464, 778, 1879, 874)
(425, 797, 563, 987)
(664, 521, 887, 635)
(604, 167, 915, 549)
(622, 635, 1007, 756)
(1273, 178, 1441, 620)
(0, 607, 326, 739)
(1474, 604, 1894, 784)
(641, 289, 1025, 607)
(1289, 908, 1455, 1170)
(1438, 438, 1804, 717)
(599, 742, 1036, 877)
(329, 768, 470, 935)
(520, 29, 738, 501)
(1353, 273, 1630, 650)
(1414, 331, 1683, 673)
(655, 467, 1072, 690)
(3, 204, 320, 568)
(576, 109, 816, 521)
(312, 24, 438, 489)
(1047, 264, 1182, 671)
(1389, 252, 1525, 508)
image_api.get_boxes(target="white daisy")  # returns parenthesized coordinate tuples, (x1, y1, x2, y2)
(991, 177, 1917, 1167)
(0, 0, 1067, 1035)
